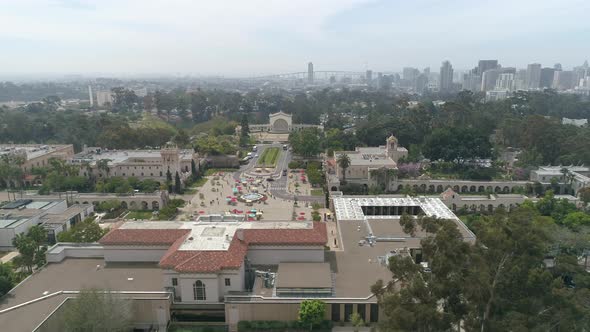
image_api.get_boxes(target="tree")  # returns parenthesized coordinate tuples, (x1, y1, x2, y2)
(422, 127, 492, 163)
(166, 168, 173, 193)
(172, 128, 190, 148)
(191, 159, 198, 180)
(298, 299, 326, 330)
(12, 225, 47, 274)
(96, 159, 111, 179)
(579, 187, 590, 206)
(0, 262, 16, 296)
(240, 114, 250, 137)
(370, 167, 397, 192)
(350, 312, 364, 332)
(337, 153, 351, 184)
(57, 217, 109, 243)
(62, 288, 132, 332)
(174, 171, 182, 194)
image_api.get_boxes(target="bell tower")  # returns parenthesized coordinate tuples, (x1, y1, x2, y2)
(386, 135, 398, 159)
(160, 142, 180, 175)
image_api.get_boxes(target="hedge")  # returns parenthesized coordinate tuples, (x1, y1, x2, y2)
(237, 320, 333, 332)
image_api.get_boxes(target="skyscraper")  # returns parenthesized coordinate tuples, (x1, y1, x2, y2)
(439, 61, 454, 93)
(495, 73, 515, 91)
(88, 85, 94, 106)
(540, 68, 555, 88)
(365, 70, 373, 84)
(307, 62, 314, 84)
(477, 60, 498, 75)
(552, 71, 574, 90)
(554, 63, 563, 71)
(526, 63, 542, 89)
(481, 69, 501, 92)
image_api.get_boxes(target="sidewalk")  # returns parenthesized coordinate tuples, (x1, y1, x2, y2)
(0, 251, 19, 263)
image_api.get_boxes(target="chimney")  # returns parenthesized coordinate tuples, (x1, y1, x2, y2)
(236, 229, 244, 241)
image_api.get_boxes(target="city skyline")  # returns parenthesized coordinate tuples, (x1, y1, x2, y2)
(1, 0, 590, 76)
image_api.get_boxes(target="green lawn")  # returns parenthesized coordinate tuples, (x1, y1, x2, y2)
(310, 189, 325, 196)
(125, 210, 154, 220)
(257, 147, 280, 166)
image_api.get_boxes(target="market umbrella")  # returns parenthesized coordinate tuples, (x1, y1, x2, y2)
(199, 210, 205, 214)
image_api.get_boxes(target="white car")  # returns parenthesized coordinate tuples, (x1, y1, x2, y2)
(255, 154, 259, 158)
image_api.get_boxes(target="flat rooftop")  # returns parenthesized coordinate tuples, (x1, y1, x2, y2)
(119, 220, 314, 251)
(333, 196, 459, 221)
(73, 149, 194, 165)
(0, 144, 71, 160)
(276, 263, 332, 289)
(0, 258, 163, 332)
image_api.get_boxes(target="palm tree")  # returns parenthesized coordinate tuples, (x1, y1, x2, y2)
(96, 159, 111, 179)
(337, 153, 351, 184)
(370, 167, 397, 192)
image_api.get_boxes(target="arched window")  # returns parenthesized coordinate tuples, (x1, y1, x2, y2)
(193, 280, 206, 300)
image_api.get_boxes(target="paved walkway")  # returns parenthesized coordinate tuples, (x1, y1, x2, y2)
(0, 251, 19, 263)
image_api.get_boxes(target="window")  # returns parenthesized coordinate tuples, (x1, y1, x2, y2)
(172, 278, 178, 286)
(225, 278, 231, 286)
(193, 280, 206, 300)
(357, 304, 366, 321)
(344, 304, 353, 322)
(331, 304, 341, 321)
(370, 304, 379, 323)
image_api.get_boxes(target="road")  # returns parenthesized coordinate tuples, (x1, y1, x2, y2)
(232, 144, 324, 204)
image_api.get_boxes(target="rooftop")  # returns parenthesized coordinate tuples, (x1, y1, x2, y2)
(332, 196, 459, 221)
(0, 144, 71, 160)
(72, 148, 194, 165)
(0, 258, 163, 332)
(276, 263, 332, 289)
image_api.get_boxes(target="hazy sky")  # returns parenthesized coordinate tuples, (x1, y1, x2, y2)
(1, 0, 589, 76)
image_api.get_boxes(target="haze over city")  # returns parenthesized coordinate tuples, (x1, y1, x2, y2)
(2, 0, 590, 76)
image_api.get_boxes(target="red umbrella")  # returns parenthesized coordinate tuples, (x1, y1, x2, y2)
(248, 217, 255, 221)
(297, 216, 305, 220)
(199, 210, 205, 214)
(300, 212, 305, 215)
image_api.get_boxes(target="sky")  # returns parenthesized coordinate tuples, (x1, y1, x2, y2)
(1, 0, 589, 77)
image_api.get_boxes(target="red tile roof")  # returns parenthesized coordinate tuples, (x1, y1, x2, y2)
(99, 229, 190, 246)
(243, 222, 327, 246)
(101, 222, 327, 273)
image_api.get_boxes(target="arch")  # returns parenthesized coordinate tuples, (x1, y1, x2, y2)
(494, 186, 501, 193)
(478, 186, 485, 192)
(193, 280, 206, 300)
(509, 204, 514, 211)
(488, 204, 494, 213)
(451, 203, 457, 211)
(272, 118, 289, 132)
(419, 184, 426, 193)
(428, 185, 435, 193)
(397, 185, 404, 192)
(498, 204, 505, 210)
(436, 185, 443, 193)
(469, 186, 476, 192)
(461, 186, 468, 193)
(502, 186, 510, 193)
(152, 201, 159, 210)
(121, 201, 128, 209)
(129, 201, 138, 210)
(486, 186, 493, 192)
(479, 204, 486, 212)
(412, 185, 419, 192)
(141, 201, 148, 210)
(331, 186, 338, 191)
(74, 201, 80, 205)
(82, 201, 89, 205)
(470, 204, 477, 212)
(453, 185, 460, 192)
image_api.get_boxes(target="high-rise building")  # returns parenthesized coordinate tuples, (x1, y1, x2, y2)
(514, 69, 527, 90)
(365, 70, 373, 84)
(439, 61, 454, 93)
(88, 85, 94, 106)
(96, 91, 113, 107)
(526, 63, 542, 89)
(414, 73, 428, 93)
(423, 67, 430, 76)
(481, 68, 501, 92)
(307, 62, 314, 84)
(552, 71, 574, 90)
(462, 70, 481, 92)
(495, 73, 515, 91)
(540, 68, 555, 88)
(477, 60, 498, 75)
(554, 63, 563, 71)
